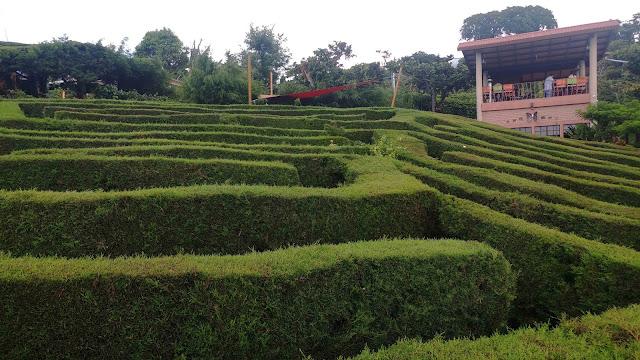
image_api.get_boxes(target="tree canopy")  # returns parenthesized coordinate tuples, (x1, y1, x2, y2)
(460, 6, 557, 40)
(135, 28, 189, 74)
(242, 25, 290, 87)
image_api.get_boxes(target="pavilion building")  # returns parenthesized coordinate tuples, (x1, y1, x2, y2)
(458, 20, 620, 137)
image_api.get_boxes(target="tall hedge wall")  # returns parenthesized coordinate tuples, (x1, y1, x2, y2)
(0, 239, 515, 359)
(350, 304, 640, 359)
(438, 195, 640, 324)
(0, 157, 441, 257)
(0, 154, 300, 191)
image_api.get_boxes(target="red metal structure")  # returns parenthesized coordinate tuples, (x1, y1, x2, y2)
(260, 80, 377, 103)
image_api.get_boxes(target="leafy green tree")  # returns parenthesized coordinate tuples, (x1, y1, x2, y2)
(461, 6, 557, 40)
(135, 28, 188, 74)
(289, 41, 354, 88)
(391, 52, 471, 111)
(599, 14, 640, 102)
(576, 101, 640, 144)
(181, 50, 258, 104)
(242, 24, 290, 87)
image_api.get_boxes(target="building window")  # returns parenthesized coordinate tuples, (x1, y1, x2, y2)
(512, 127, 532, 134)
(535, 125, 561, 136)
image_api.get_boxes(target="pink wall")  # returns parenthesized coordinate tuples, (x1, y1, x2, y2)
(480, 95, 590, 137)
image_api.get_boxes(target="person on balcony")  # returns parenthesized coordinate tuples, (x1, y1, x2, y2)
(544, 75, 554, 97)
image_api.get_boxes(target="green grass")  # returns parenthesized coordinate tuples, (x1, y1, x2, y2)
(0, 101, 26, 120)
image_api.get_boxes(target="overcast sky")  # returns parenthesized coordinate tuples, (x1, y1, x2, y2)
(1, 1, 637, 66)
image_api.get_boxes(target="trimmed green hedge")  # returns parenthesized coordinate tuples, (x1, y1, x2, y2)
(0, 157, 441, 257)
(13, 145, 348, 188)
(411, 122, 640, 181)
(0, 154, 300, 191)
(0, 239, 515, 359)
(350, 304, 640, 359)
(1, 127, 354, 146)
(400, 162, 640, 250)
(400, 153, 640, 221)
(19, 101, 395, 120)
(0, 117, 327, 137)
(0, 132, 369, 155)
(438, 195, 640, 323)
(422, 111, 640, 162)
(441, 151, 640, 207)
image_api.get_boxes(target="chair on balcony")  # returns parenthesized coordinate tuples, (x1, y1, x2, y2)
(576, 77, 588, 94)
(492, 83, 503, 101)
(502, 84, 515, 101)
(482, 86, 492, 102)
(554, 79, 568, 96)
(567, 76, 577, 95)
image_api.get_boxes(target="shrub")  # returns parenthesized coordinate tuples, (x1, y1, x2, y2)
(401, 162, 640, 250)
(13, 145, 348, 188)
(438, 195, 640, 323)
(0, 154, 300, 191)
(0, 239, 515, 359)
(441, 151, 640, 207)
(0, 157, 441, 257)
(350, 304, 640, 359)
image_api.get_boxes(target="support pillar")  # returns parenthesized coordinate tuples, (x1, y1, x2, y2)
(475, 52, 483, 121)
(578, 60, 586, 77)
(589, 35, 598, 104)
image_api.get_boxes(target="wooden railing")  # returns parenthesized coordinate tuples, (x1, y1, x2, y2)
(482, 77, 588, 103)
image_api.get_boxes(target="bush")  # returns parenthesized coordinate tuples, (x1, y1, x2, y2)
(350, 304, 640, 359)
(401, 162, 640, 250)
(0, 157, 441, 257)
(0, 154, 300, 191)
(441, 151, 640, 207)
(438, 195, 640, 323)
(0, 239, 516, 359)
(14, 145, 348, 188)
(441, 90, 476, 119)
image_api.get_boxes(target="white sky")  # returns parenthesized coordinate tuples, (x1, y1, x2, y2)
(1, 1, 637, 66)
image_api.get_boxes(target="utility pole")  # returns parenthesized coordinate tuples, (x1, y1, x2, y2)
(247, 53, 253, 105)
(391, 65, 403, 107)
(269, 70, 273, 96)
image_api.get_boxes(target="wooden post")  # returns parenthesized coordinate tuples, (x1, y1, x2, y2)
(475, 52, 483, 121)
(588, 34, 598, 104)
(269, 71, 273, 96)
(247, 53, 253, 105)
(391, 65, 403, 107)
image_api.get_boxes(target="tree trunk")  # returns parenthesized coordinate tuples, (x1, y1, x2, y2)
(431, 90, 436, 112)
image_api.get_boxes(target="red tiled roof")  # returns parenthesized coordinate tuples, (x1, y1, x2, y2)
(457, 20, 620, 51)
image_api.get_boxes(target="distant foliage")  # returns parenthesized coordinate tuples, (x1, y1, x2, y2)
(135, 28, 189, 75)
(575, 100, 640, 146)
(181, 52, 260, 104)
(461, 6, 557, 40)
(441, 89, 476, 118)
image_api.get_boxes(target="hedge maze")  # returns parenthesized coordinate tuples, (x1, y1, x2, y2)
(1, 99, 639, 358)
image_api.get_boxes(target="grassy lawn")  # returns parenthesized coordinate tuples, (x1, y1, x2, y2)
(0, 101, 25, 119)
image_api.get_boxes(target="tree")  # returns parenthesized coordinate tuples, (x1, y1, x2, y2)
(242, 24, 290, 87)
(461, 6, 557, 40)
(0, 37, 169, 98)
(135, 28, 188, 74)
(391, 52, 472, 111)
(181, 50, 257, 104)
(598, 14, 640, 102)
(619, 13, 640, 43)
(289, 41, 355, 88)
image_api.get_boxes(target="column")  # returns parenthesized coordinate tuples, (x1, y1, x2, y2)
(475, 52, 483, 121)
(578, 60, 586, 77)
(589, 34, 598, 104)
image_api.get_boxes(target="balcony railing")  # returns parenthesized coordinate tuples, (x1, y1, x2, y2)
(482, 77, 588, 103)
